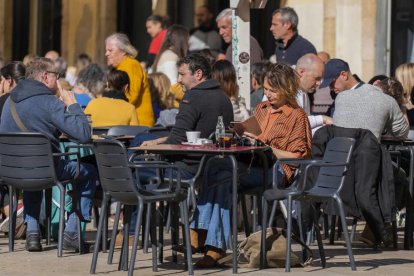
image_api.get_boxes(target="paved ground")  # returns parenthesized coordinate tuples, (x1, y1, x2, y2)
(1, 222, 414, 276)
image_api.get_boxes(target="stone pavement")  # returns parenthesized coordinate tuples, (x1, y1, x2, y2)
(1, 223, 414, 276)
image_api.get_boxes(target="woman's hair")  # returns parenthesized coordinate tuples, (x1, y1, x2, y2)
(395, 62, 414, 100)
(76, 64, 104, 97)
(264, 63, 299, 107)
(106, 68, 130, 92)
(211, 60, 238, 99)
(22, 54, 38, 66)
(376, 77, 405, 109)
(251, 60, 271, 87)
(148, 72, 173, 109)
(152, 24, 189, 71)
(105, 33, 138, 58)
(1, 61, 26, 84)
(146, 14, 167, 29)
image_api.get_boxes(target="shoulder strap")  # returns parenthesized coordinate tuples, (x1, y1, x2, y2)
(9, 99, 29, 132)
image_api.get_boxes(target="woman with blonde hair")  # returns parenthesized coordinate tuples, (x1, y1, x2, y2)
(105, 33, 154, 126)
(148, 72, 178, 126)
(395, 62, 414, 126)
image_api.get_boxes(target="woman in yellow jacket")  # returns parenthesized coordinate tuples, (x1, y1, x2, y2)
(105, 33, 154, 126)
(85, 68, 138, 127)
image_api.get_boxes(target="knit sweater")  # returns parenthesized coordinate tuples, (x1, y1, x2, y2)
(333, 84, 408, 140)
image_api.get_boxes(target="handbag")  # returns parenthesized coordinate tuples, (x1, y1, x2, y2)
(236, 227, 313, 268)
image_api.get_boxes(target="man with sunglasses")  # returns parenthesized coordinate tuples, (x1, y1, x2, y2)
(0, 57, 97, 253)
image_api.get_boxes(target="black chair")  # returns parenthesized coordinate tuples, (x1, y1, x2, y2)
(0, 132, 81, 257)
(107, 125, 149, 137)
(90, 139, 193, 276)
(261, 137, 356, 271)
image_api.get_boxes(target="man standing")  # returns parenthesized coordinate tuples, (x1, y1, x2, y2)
(270, 7, 316, 66)
(0, 58, 97, 252)
(216, 8, 264, 66)
(320, 58, 408, 140)
(189, 5, 222, 55)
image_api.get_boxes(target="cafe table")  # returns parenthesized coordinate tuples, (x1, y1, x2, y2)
(129, 143, 271, 273)
(381, 137, 414, 250)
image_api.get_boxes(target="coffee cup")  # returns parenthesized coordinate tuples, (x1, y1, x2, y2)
(186, 131, 201, 143)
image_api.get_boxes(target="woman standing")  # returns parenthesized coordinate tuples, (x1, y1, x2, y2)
(146, 15, 168, 68)
(105, 33, 154, 126)
(152, 24, 189, 84)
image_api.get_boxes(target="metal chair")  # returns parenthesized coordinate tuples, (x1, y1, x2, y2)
(90, 139, 193, 276)
(107, 125, 149, 137)
(0, 132, 82, 257)
(261, 137, 356, 271)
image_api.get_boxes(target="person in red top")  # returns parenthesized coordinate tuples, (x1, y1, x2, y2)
(146, 15, 168, 67)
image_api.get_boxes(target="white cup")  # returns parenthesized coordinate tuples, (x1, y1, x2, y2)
(186, 131, 201, 143)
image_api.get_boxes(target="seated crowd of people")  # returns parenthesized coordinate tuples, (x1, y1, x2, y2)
(0, 4, 413, 273)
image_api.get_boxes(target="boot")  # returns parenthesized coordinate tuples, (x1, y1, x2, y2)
(194, 246, 226, 268)
(172, 228, 207, 254)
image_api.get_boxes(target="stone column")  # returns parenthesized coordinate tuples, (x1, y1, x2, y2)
(0, 0, 13, 61)
(61, 0, 116, 66)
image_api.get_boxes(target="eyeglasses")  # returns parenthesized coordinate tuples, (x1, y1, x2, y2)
(46, 71, 60, 79)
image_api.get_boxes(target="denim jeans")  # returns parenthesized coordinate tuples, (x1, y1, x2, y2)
(190, 158, 284, 250)
(24, 159, 97, 223)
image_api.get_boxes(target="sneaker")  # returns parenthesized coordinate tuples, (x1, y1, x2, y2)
(25, 231, 42, 252)
(0, 204, 24, 233)
(63, 232, 91, 253)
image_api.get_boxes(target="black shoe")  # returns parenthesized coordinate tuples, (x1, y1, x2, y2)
(25, 231, 42, 252)
(63, 233, 91, 253)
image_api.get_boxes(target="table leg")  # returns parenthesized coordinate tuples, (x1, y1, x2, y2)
(404, 146, 414, 249)
(230, 155, 238, 274)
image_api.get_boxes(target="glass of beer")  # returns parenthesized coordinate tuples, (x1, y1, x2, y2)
(218, 132, 233, 148)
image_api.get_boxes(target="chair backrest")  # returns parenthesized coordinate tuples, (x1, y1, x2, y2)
(107, 125, 149, 137)
(93, 139, 140, 205)
(313, 137, 355, 194)
(0, 132, 58, 191)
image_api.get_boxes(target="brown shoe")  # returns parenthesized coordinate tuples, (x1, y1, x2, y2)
(115, 231, 136, 249)
(172, 229, 207, 254)
(195, 246, 226, 268)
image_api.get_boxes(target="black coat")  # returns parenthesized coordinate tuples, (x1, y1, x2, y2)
(309, 125, 395, 242)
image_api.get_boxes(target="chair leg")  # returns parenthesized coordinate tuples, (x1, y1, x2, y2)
(268, 200, 278, 227)
(57, 183, 66, 257)
(45, 188, 52, 245)
(128, 201, 144, 276)
(150, 203, 158, 272)
(143, 204, 151, 253)
(252, 195, 258, 233)
(108, 202, 121, 264)
(323, 214, 329, 239)
(260, 199, 268, 269)
(119, 205, 132, 271)
(8, 186, 15, 252)
(102, 197, 109, 253)
(350, 217, 358, 242)
(158, 201, 164, 263)
(90, 194, 108, 274)
(241, 195, 250, 237)
(170, 202, 179, 263)
(329, 215, 336, 245)
(336, 197, 356, 271)
(285, 196, 293, 272)
(314, 223, 326, 268)
(392, 220, 398, 250)
(180, 200, 194, 275)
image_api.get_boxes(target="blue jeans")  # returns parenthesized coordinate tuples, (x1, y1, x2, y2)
(190, 158, 284, 250)
(24, 159, 97, 223)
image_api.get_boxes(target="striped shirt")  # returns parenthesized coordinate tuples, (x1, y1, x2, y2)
(255, 102, 312, 183)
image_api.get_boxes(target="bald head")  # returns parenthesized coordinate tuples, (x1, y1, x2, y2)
(296, 54, 325, 93)
(317, 51, 330, 63)
(45, 50, 60, 62)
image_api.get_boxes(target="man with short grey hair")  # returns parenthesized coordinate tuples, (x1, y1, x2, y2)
(0, 57, 97, 252)
(216, 8, 264, 65)
(270, 7, 316, 66)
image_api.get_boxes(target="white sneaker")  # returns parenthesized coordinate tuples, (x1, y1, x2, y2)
(0, 205, 24, 233)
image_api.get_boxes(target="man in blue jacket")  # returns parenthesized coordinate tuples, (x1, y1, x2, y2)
(0, 57, 97, 252)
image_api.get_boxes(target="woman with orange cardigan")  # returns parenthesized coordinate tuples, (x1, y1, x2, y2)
(105, 33, 154, 126)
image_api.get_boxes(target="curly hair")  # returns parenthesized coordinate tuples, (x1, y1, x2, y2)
(264, 63, 299, 107)
(376, 77, 405, 109)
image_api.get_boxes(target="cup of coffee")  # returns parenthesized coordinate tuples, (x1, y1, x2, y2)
(186, 131, 201, 143)
(218, 132, 233, 148)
